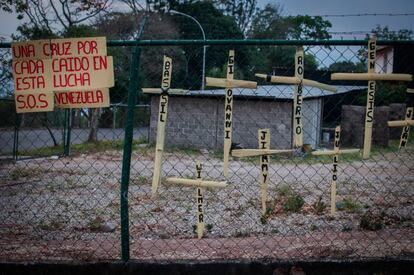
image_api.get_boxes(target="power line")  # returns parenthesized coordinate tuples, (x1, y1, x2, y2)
(315, 13, 414, 18)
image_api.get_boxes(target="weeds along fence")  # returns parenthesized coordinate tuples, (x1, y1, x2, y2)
(0, 39, 413, 262)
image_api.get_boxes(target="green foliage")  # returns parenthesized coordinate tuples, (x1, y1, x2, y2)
(338, 198, 362, 213)
(360, 212, 384, 231)
(313, 197, 326, 215)
(171, 1, 248, 88)
(206, 224, 213, 233)
(249, 4, 331, 40)
(62, 24, 97, 38)
(284, 15, 332, 40)
(355, 83, 407, 106)
(260, 207, 273, 225)
(88, 217, 104, 231)
(327, 61, 365, 73)
(371, 25, 413, 40)
(276, 184, 292, 197)
(283, 194, 304, 213)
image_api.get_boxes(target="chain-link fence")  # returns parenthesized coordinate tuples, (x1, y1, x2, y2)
(0, 40, 413, 262)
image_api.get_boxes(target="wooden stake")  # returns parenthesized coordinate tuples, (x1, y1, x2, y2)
(224, 50, 235, 178)
(362, 37, 377, 159)
(205, 77, 257, 89)
(232, 148, 293, 157)
(259, 129, 270, 215)
(205, 50, 258, 177)
(311, 126, 360, 215)
(151, 55, 172, 197)
(142, 88, 189, 95)
(165, 178, 228, 188)
(331, 126, 340, 216)
(387, 120, 414, 127)
(255, 74, 337, 93)
(293, 47, 304, 148)
(311, 148, 360, 156)
(195, 162, 204, 239)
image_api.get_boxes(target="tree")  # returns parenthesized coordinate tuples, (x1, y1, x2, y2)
(249, 4, 331, 40)
(170, 1, 249, 87)
(213, 0, 258, 35)
(11, 0, 110, 33)
(246, 4, 332, 75)
(248, 3, 286, 39)
(371, 25, 413, 40)
(327, 61, 365, 73)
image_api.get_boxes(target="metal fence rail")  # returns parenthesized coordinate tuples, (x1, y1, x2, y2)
(0, 39, 413, 262)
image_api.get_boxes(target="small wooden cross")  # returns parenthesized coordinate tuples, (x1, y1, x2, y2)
(232, 129, 292, 214)
(165, 162, 227, 239)
(311, 126, 360, 215)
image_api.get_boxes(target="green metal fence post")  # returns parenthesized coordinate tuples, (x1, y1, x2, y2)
(64, 109, 72, 156)
(120, 15, 148, 262)
(13, 114, 21, 161)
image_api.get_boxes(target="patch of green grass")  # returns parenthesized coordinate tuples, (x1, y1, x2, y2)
(260, 207, 273, 225)
(21, 137, 149, 156)
(309, 224, 318, 231)
(39, 220, 64, 231)
(360, 212, 384, 231)
(338, 198, 362, 213)
(283, 194, 304, 213)
(9, 167, 39, 180)
(313, 197, 327, 215)
(277, 184, 292, 197)
(234, 231, 250, 238)
(88, 217, 104, 231)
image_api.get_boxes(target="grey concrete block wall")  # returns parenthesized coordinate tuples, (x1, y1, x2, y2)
(149, 96, 322, 150)
(389, 103, 406, 139)
(341, 105, 392, 147)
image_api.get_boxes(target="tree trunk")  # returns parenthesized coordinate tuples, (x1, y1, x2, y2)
(88, 108, 100, 142)
(72, 109, 81, 128)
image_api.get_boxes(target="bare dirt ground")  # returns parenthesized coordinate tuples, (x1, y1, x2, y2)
(0, 146, 413, 261)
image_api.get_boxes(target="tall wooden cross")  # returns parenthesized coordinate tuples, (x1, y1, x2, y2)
(165, 162, 227, 239)
(255, 47, 337, 148)
(311, 126, 360, 215)
(206, 50, 257, 177)
(331, 37, 412, 158)
(232, 129, 292, 214)
(144, 55, 173, 197)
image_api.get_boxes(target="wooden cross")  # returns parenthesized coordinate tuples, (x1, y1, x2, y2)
(232, 129, 292, 214)
(206, 50, 257, 177)
(165, 162, 227, 239)
(143, 55, 173, 197)
(387, 89, 414, 149)
(331, 37, 412, 158)
(311, 126, 360, 215)
(255, 47, 337, 148)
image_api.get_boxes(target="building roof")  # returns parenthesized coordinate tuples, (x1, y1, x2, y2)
(183, 85, 367, 100)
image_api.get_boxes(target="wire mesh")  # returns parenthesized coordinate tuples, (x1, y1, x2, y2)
(0, 41, 413, 262)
